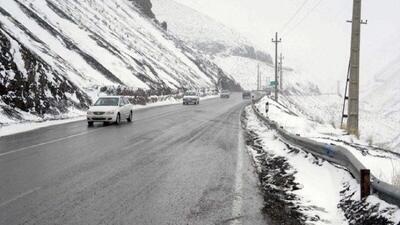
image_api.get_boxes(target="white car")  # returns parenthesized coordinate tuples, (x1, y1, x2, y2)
(183, 91, 200, 105)
(87, 96, 133, 126)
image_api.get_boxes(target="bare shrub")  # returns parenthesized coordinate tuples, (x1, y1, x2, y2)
(391, 159, 400, 189)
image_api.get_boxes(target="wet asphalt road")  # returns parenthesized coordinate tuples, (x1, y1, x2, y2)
(0, 94, 268, 225)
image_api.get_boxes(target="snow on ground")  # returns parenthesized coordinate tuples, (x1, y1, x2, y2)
(271, 86, 400, 152)
(254, 95, 400, 186)
(0, 116, 86, 138)
(0, 95, 218, 137)
(360, 100, 400, 151)
(245, 106, 349, 224)
(213, 55, 320, 92)
(213, 56, 272, 91)
(246, 103, 400, 224)
(0, 0, 217, 89)
(152, 0, 249, 49)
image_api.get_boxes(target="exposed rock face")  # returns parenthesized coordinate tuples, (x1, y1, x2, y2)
(230, 45, 273, 64)
(0, 0, 239, 122)
(0, 27, 91, 119)
(130, 0, 155, 18)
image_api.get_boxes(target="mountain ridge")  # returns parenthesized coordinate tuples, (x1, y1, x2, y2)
(0, 0, 239, 123)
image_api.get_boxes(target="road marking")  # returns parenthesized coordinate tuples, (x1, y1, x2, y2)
(0, 187, 41, 208)
(231, 106, 246, 225)
(0, 128, 103, 158)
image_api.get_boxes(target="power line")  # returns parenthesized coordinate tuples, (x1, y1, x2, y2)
(283, 0, 324, 38)
(281, 0, 310, 34)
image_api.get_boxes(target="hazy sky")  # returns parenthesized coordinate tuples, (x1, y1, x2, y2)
(172, 0, 400, 91)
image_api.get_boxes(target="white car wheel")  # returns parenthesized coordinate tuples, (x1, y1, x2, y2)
(127, 111, 132, 122)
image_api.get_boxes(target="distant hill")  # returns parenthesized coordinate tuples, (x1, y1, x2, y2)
(151, 0, 272, 64)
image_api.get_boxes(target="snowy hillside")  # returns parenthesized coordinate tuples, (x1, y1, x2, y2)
(0, 0, 237, 124)
(152, 0, 325, 95)
(359, 57, 400, 150)
(213, 54, 319, 97)
(152, 0, 245, 50)
(150, 0, 400, 152)
(157, 0, 400, 151)
(151, 0, 272, 66)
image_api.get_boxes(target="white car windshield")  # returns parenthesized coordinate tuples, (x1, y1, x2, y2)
(94, 98, 119, 106)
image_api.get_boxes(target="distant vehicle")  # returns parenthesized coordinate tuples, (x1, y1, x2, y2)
(220, 90, 230, 98)
(87, 96, 133, 126)
(183, 91, 200, 105)
(242, 91, 251, 99)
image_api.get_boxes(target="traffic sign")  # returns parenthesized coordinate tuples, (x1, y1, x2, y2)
(270, 81, 278, 86)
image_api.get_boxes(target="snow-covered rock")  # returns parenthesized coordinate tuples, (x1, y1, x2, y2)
(0, 0, 237, 123)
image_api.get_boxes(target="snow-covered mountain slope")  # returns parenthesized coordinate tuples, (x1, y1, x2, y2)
(0, 28, 91, 120)
(213, 55, 319, 95)
(359, 57, 400, 150)
(152, 0, 326, 95)
(0, 0, 237, 123)
(153, 0, 399, 151)
(362, 58, 400, 114)
(151, 0, 272, 64)
(152, 0, 245, 50)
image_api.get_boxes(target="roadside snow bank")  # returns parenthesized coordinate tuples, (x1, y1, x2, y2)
(245, 105, 400, 224)
(245, 106, 349, 224)
(255, 96, 400, 186)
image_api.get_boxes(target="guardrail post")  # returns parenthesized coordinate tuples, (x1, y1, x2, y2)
(360, 169, 371, 199)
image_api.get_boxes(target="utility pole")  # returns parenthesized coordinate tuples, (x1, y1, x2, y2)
(257, 64, 260, 90)
(279, 54, 284, 90)
(272, 32, 282, 101)
(342, 0, 367, 136)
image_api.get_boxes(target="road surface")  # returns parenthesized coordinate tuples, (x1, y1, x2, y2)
(0, 94, 268, 225)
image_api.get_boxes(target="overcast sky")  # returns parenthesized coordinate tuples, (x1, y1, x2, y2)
(172, 0, 400, 91)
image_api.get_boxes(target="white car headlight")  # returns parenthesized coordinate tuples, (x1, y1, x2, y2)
(87, 111, 93, 115)
(105, 111, 115, 115)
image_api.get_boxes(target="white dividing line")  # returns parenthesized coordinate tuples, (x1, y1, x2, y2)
(231, 106, 246, 225)
(0, 187, 41, 208)
(0, 128, 103, 158)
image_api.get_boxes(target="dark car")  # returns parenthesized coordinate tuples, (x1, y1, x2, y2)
(242, 91, 251, 99)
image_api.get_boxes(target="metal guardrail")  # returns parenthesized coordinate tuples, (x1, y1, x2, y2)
(251, 101, 400, 207)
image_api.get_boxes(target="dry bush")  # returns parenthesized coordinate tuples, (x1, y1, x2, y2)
(391, 159, 400, 189)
